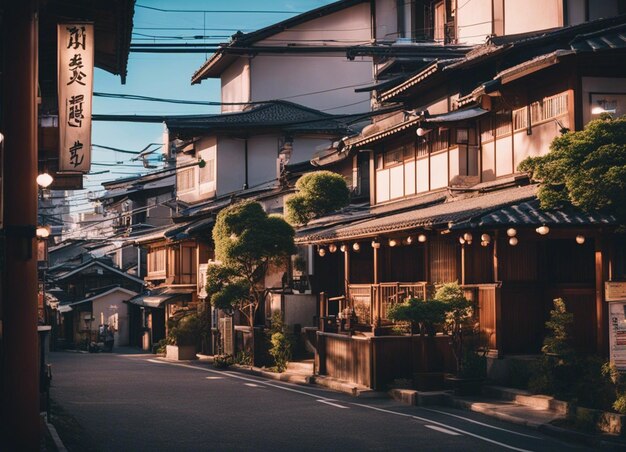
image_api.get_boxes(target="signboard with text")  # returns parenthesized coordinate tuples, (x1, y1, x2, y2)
(57, 23, 93, 172)
(609, 301, 626, 371)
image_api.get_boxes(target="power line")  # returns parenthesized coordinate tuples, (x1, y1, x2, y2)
(136, 4, 303, 14)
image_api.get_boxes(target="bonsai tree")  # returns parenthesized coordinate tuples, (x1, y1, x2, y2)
(435, 282, 479, 377)
(387, 298, 446, 335)
(207, 201, 295, 361)
(285, 171, 350, 225)
(519, 115, 626, 225)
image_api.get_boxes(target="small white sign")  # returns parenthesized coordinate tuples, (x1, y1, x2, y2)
(57, 23, 93, 172)
(609, 301, 626, 371)
(606, 282, 626, 302)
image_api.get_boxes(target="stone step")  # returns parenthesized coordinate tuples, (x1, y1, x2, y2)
(483, 385, 569, 415)
(286, 360, 314, 374)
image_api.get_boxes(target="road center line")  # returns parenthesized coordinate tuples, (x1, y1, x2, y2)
(146, 359, 334, 401)
(421, 408, 541, 439)
(317, 399, 349, 409)
(424, 425, 461, 436)
(351, 403, 534, 452)
(244, 383, 260, 387)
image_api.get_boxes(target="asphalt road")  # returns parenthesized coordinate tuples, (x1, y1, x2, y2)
(49, 351, 589, 452)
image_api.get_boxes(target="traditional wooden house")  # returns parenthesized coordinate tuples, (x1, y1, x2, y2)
(296, 15, 626, 388)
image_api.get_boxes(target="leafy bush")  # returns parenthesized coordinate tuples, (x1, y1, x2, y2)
(213, 354, 234, 369)
(387, 298, 447, 335)
(234, 351, 252, 367)
(268, 311, 293, 372)
(285, 171, 350, 225)
(168, 314, 203, 347)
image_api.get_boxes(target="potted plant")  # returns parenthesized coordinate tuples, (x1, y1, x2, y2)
(437, 282, 486, 395)
(165, 313, 203, 360)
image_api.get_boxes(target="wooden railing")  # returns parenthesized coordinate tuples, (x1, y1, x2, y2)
(347, 282, 428, 325)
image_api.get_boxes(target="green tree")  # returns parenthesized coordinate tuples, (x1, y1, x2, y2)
(208, 201, 296, 330)
(518, 115, 626, 223)
(285, 170, 350, 225)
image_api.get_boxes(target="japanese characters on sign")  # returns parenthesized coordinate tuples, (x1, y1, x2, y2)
(57, 23, 93, 172)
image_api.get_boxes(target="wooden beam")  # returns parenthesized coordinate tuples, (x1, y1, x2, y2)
(373, 245, 379, 284)
(595, 234, 609, 356)
(344, 247, 350, 298)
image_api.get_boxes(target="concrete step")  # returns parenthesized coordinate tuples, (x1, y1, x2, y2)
(311, 375, 384, 399)
(450, 396, 565, 429)
(483, 385, 569, 415)
(286, 360, 314, 375)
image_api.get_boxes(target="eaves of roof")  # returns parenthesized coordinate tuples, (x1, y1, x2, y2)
(191, 0, 369, 83)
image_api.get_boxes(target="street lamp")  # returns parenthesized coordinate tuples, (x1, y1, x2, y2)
(36, 172, 54, 188)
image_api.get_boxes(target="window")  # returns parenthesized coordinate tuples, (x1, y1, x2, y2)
(383, 147, 403, 167)
(512, 107, 528, 131)
(177, 168, 195, 192)
(431, 129, 449, 153)
(530, 93, 569, 124)
(148, 248, 166, 275)
(494, 110, 512, 137)
(179, 245, 197, 284)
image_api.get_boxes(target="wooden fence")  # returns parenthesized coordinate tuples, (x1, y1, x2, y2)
(316, 331, 456, 390)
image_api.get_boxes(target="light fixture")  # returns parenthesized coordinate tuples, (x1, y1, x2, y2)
(318, 248, 326, 257)
(463, 232, 473, 242)
(36, 226, 51, 239)
(459, 237, 466, 245)
(509, 237, 518, 246)
(328, 244, 337, 253)
(371, 240, 380, 249)
(480, 233, 491, 243)
(418, 234, 427, 243)
(405, 236, 413, 245)
(416, 127, 431, 137)
(340, 244, 347, 253)
(481, 241, 489, 247)
(506, 228, 517, 237)
(536, 225, 550, 235)
(352, 242, 360, 251)
(36, 172, 54, 188)
(388, 239, 398, 247)
(575, 235, 585, 245)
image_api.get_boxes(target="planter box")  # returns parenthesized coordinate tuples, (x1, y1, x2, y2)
(575, 406, 626, 436)
(444, 375, 484, 396)
(166, 345, 197, 361)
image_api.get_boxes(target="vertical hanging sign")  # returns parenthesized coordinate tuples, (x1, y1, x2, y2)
(58, 23, 93, 172)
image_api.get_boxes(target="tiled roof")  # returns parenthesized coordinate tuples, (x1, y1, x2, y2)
(297, 184, 539, 242)
(166, 100, 361, 137)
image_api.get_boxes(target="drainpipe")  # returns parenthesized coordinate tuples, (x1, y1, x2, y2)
(1, 0, 40, 448)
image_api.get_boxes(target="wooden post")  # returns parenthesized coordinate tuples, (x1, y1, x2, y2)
(373, 244, 379, 284)
(319, 292, 326, 330)
(493, 231, 499, 282)
(344, 246, 350, 298)
(595, 234, 608, 356)
(461, 244, 466, 285)
(1, 1, 40, 448)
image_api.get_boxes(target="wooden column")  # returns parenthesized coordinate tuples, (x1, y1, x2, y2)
(1, 1, 40, 448)
(461, 243, 466, 285)
(373, 244, 379, 284)
(595, 234, 609, 356)
(343, 247, 350, 297)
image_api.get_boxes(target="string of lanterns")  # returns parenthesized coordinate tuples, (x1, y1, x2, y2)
(317, 227, 586, 256)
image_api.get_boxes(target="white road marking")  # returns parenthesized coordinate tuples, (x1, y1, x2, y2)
(245, 383, 260, 387)
(317, 399, 349, 409)
(421, 408, 541, 439)
(351, 403, 534, 452)
(146, 359, 334, 401)
(205, 376, 223, 380)
(424, 425, 461, 436)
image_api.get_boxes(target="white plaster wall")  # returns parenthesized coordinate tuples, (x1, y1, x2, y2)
(91, 290, 135, 346)
(416, 158, 429, 193)
(482, 141, 496, 181)
(291, 137, 332, 164)
(249, 55, 372, 113)
(581, 77, 626, 126)
(430, 152, 448, 189)
(404, 160, 416, 195)
(258, 3, 371, 45)
(216, 137, 245, 196)
(504, 0, 561, 35)
(376, 168, 390, 202)
(375, 0, 398, 42)
(513, 119, 566, 170)
(221, 59, 250, 113)
(495, 137, 513, 177)
(448, 147, 459, 182)
(456, 0, 492, 44)
(247, 135, 279, 190)
(197, 136, 217, 197)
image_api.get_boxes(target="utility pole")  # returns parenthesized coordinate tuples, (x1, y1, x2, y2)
(1, 0, 40, 449)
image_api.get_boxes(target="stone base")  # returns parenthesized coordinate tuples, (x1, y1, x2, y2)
(166, 344, 197, 360)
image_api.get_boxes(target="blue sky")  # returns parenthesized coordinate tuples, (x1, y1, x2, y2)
(86, 0, 334, 196)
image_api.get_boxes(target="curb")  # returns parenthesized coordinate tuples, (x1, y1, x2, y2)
(448, 397, 546, 429)
(42, 415, 68, 452)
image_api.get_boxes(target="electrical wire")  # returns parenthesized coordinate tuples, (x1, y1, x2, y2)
(136, 4, 303, 14)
